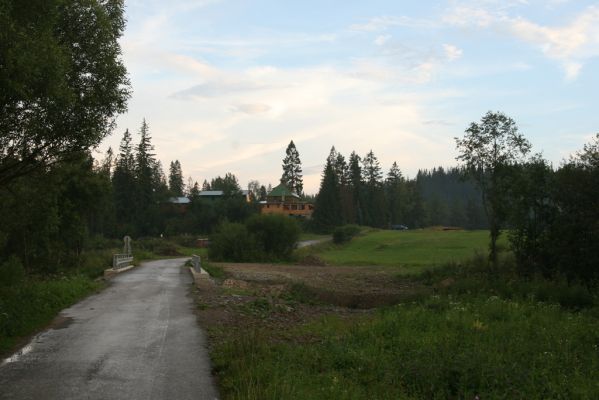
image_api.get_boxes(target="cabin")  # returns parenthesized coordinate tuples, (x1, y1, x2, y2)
(198, 190, 252, 202)
(260, 182, 314, 218)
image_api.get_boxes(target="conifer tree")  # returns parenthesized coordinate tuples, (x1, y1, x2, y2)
(313, 149, 343, 232)
(113, 129, 136, 227)
(168, 160, 184, 197)
(281, 140, 304, 195)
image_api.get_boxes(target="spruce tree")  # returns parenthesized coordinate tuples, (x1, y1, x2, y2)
(312, 147, 343, 232)
(386, 161, 404, 225)
(281, 140, 304, 195)
(168, 160, 184, 197)
(348, 151, 364, 224)
(113, 129, 136, 228)
(134, 119, 159, 235)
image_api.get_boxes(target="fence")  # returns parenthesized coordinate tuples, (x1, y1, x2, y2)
(113, 253, 133, 270)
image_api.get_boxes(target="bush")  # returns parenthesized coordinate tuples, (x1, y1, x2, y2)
(209, 222, 256, 262)
(246, 214, 300, 260)
(0, 256, 26, 287)
(332, 224, 361, 244)
(209, 215, 300, 262)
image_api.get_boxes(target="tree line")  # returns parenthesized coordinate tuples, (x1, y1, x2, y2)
(311, 147, 487, 232)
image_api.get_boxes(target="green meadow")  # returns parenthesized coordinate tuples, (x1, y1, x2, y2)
(302, 229, 505, 270)
(209, 229, 599, 399)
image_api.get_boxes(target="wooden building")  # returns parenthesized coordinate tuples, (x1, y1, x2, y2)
(260, 182, 314, 218)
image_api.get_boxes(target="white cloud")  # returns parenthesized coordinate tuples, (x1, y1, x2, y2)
(508, 7, 599, 79)
(374, 35, 391, 46)
(444, 3, 599, 80)
(350, 16, 436, 32)
(443, 44, 463, 61)
(230, 103, 272, 115)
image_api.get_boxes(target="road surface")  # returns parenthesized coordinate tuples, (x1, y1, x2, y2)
(0, 258, 218, 400)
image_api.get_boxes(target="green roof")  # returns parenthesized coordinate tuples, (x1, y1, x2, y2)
(268, 182, 299, 198)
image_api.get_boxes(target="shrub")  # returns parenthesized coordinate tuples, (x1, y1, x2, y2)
(246, 214, 300, 260)
(0, 256, 26, 287)
(209, 222, 256, 262)
(209, 215, 300, 262)
(332, 224, 361, 244)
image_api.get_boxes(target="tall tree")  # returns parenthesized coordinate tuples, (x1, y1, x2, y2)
(113, 129, 136, 228)
(386, 161, 404, 225)
(348, 151, 363, 224)
(281, 140, 304, 195)
(362, 150, 386, 227)
(211, 172, 241, 196)
(168, 160, 184, 197)
(134, 119, 159, 235)
(455, 111, 531, 266)
(0, 0, 130, 186)
(312, 149, 342, 232)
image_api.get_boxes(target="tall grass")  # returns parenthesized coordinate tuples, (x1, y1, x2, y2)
(0, 276, 102, 354)
(213, 297, 599, 399)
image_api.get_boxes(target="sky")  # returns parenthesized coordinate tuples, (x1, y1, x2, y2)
(99, 0, 599, 194)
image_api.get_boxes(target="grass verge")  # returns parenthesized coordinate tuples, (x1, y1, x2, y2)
(0, 276, 103, 355)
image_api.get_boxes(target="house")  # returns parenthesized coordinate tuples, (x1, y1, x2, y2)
(198, 190, 252, 202)
(260, 182, 314, 218)
(163, 196, 191, 214)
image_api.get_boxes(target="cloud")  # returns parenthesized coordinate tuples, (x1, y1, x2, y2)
(443, 3, 599, 80)
(230, 103, 272, 114)
(508, 7, 599, 79)
(443, 44, 463, 61)
(350, 16, 436, 32)
(171, 79, 274, 99)
(374, 35, 391, 46)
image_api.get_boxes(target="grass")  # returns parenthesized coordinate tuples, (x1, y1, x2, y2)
(299, 229, 506, 271)
(0, 275, 103, 355)
(205, 230, 599, 399)
(213, 296, 599, 399)
(298, 233, 330, 241)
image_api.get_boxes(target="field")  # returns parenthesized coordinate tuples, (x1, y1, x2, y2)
(297, 228, 505, 271)
(194, 229, 599, 399)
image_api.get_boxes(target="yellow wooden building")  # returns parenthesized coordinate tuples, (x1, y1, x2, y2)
(260, 182, 314, 218)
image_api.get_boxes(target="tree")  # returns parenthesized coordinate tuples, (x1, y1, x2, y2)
(247, 180, 261, 201)
(455, 111, 531, 266)
(113, 129, 136, 229)
(348, 151, 364, 224)
(386, 162, 404, 225)
(281, 140, 303, 195)
(312, 148, 343, 232)
(211, 173, 241, 196)
(0, 0, 130, 187)
(168, 160, 184, 197)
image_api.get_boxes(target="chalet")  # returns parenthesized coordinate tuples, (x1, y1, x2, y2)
(260, 182, 314, 218)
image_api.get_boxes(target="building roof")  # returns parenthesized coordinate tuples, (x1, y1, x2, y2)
(199, 190, 224, 196)
(268, 182, 299, 198)
(168, 197, 191, 204)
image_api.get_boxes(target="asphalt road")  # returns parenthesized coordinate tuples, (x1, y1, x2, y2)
(0, 258, 218, 400)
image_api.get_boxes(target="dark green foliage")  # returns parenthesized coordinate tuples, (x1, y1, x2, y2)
(312, 151, 343, 232)
(0, 0, 130, 186)
(209, 223, 256, 262)
(0, 276, 101, 353)
(505, 136, 599, 283)
(0, 256, 25, 287)
(211, 173, 241, 196)
(246, 214, 300, 260)
(281, 140, 304, 196)
(168, 160, 184, 197)
(456, 111, 532, 265)
(332, 224, 361, 244)
(209, 215, 299, 262)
